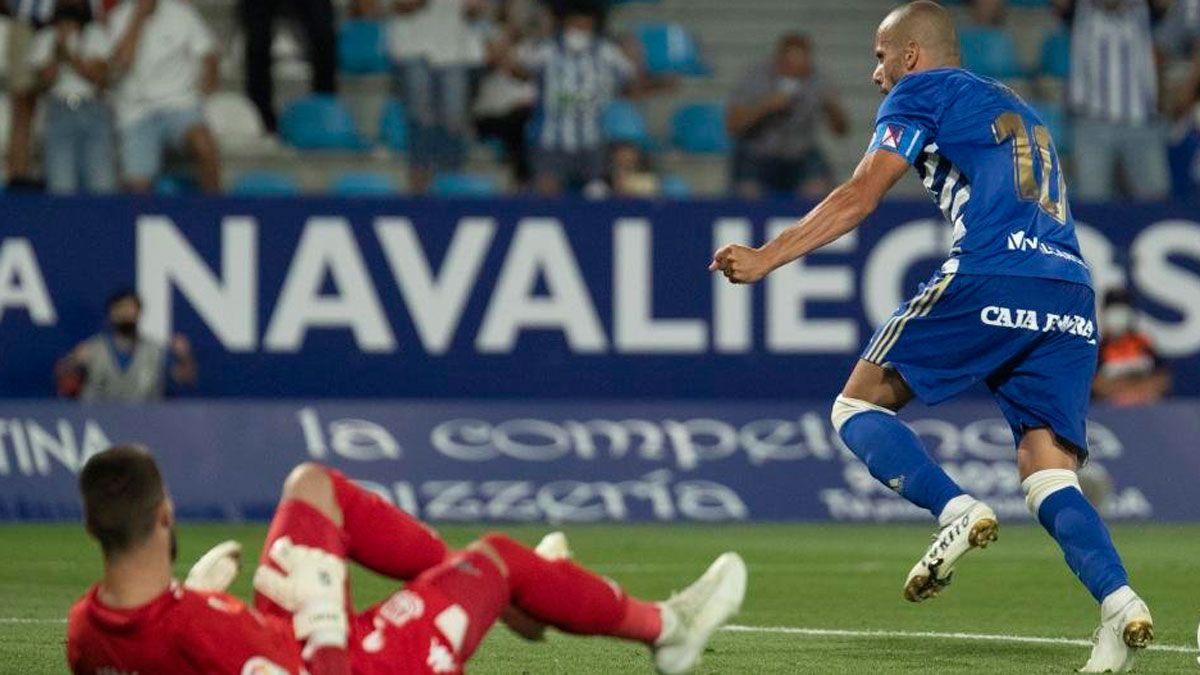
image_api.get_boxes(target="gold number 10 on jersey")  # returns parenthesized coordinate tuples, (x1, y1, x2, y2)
(993, 112, 1068, 224)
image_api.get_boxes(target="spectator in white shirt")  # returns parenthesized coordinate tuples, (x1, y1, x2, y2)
(108, 0, 220, 192)
(27, 0, 117, 194)
(388, 0, 489, 194)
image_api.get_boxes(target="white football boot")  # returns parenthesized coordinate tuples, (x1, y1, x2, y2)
(903, 500, 999, 602)
(1080, 587, 1153, 673)
(654, 552, 747, 674)
(534, 531, 572, 561)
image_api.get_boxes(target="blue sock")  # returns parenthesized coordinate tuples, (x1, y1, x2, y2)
(838, 410, 966, 518)
(1036, 487, 1129, 603)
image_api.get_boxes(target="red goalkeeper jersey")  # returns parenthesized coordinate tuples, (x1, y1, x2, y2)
(67, 581, 306, 675)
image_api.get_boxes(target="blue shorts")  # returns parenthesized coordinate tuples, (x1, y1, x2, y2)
(120, 105, 206, 182)
(862, 272, 1098, 457)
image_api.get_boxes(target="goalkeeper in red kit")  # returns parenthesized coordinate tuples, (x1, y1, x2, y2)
(66, 446, 746, 674)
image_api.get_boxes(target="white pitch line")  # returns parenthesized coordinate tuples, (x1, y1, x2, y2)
(3, 618, 1193, 656)
(722, 625, 1196, 654)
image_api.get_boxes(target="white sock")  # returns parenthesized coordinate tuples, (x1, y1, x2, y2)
(655, 602, 680, 645)
(938, 494, 979, 527)
(1100, 585, 1137, 617)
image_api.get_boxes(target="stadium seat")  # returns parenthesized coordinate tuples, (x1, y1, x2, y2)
(202, 91, 266, 146)
(660, 175, 692, 198)
(279, 95, 372, 151)
(330, 171, 397, 196)
(634, 23, 710, 77)
(959, 27, 1024, 80)
(1040, 28, 1070, 79)
(155, 174, 199, 195)
(670, 102, 730, 154)
(432, 172, 500, 197)
(338, 20, 389, 74)
(379, 99, 410, 153)
(1031, 101, 1070, 156)
(231, 171, 301, 196)
(602, 100, 653, 148)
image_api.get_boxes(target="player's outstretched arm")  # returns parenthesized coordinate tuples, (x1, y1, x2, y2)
(710, 149, 909, 284)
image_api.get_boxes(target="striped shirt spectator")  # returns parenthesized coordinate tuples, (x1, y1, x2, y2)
(1066, 0, 1161, 125)
(1055, 0, 1171, 200)
(521, 36, 633, 154)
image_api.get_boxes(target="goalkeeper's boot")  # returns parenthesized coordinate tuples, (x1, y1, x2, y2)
(1080, 587, 1153, 673)
(654, 552, 747, 674)
(535, 531, 572, 561)
(903, 500, 998, 602)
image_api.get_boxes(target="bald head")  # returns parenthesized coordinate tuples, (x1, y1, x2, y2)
(872, 1, 961, 93)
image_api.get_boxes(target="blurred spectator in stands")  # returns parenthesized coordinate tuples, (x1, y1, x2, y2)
(958, 0, 1024, 81)
(1054, 0, 1171, 201)
(2, 0, 55, 190)
(519, 0, 670, 196)
(725, 32, 849, 200)
(1093, 288, 1172, 406)
(388, 0, 489, 194)
(1157, 0, 1200, 118)
(108, 0, 221, 193)
(27, 0, 117, 194)
(475, 20, 537, 188)
(607, 140, 659, 197)
(239, 0, 356, 135)
(55, 289, 197, 402)
(1158, 0, 1200, 198)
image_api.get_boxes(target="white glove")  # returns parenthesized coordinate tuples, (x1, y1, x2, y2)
(184, 540, 242, 592)
(253, 536, 348, 652)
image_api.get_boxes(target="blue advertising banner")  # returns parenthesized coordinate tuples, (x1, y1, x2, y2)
(0, 196, 1198, 399)
(1, 400, 1195, 523)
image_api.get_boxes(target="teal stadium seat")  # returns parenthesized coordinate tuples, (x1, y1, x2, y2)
(379, 99, 409, 153)
(671, 102, 730, 154)
(432, 172, 500, 197)
(155, 173, 199, 195)
(959, 27, 1025, 80)
(231, 171, 301, 196)
(1040, 28, 1070, 79)
(338, 20, 389, 74)
(634, 23, 710, 76)
(602, 100, 654, 148)
(660, 175, 692, 198)
(1031, 101, 1070, 155)
(330, 171, 397, 196)
(279, 95, 372, 151)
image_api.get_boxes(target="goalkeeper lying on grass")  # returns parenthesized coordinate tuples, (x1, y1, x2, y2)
(67, 446, 746, 674)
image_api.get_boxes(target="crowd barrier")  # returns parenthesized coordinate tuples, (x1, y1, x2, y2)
(0, 196, 1198, 398)
(1, 399, 1195, 523)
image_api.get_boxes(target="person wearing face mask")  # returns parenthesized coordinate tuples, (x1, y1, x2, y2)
(1092, 289, 1172, 405)
(516, 0, 640, 195)
(726, 32, 850, 200)
(55, 289, 197, 402)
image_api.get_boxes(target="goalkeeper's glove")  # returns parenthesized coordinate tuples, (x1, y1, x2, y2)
(184, 540, 242, 593)
(253, 536, 349, 655)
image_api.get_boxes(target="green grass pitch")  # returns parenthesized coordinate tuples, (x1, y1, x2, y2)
(1, 523, 1198, 673)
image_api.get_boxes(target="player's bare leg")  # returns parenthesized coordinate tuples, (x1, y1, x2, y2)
(1018, 429, 1152, 672)
(836, 360, 998, 601)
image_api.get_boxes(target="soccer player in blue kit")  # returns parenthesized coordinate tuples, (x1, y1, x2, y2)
(710, 2, 1152, 671)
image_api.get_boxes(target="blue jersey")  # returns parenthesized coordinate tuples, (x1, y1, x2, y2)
(868, 68, 1091, 288)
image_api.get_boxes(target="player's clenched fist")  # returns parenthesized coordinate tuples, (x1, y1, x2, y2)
(709, 244, 771, 284)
